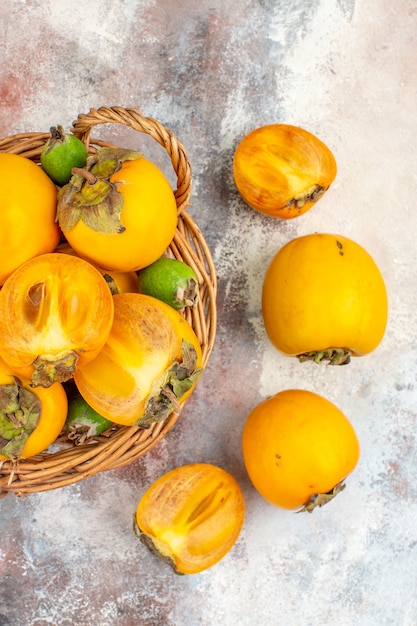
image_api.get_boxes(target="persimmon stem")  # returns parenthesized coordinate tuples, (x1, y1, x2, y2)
(297, 481, 346, 514)
(71, 167, 97, 185)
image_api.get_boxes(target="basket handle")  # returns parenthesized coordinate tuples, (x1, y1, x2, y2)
(71, 106, 192, 215)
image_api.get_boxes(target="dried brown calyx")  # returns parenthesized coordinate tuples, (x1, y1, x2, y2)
(136, 340, 203, 429)
(297, 348, 352, 366)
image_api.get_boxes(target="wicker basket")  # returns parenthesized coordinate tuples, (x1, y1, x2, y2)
(0, 106, 217, 496)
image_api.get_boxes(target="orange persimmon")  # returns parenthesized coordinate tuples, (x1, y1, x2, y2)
(233, 124, 337, 219)
(74, 293, 203, 428)
(0, 153, 60, 285)
(0, 253, 114, 387)
(242, 389, 360, 512)
(135, 463, 245, 574)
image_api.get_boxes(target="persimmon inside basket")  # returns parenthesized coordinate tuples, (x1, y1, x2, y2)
(0, 106, 217, 496)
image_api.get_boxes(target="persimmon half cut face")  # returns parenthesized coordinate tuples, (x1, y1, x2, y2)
(135, 463, 245, 574)
(233, 124, 337, 219)
(0, 253, 114, 387)
(74, 293, 203, 428)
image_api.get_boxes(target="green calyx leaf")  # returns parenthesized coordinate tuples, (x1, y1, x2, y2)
(90, 148, 142, 178)
(136, 340, 203, 429)
(56, 148, 142, 235)
(0, 379, 42, 460)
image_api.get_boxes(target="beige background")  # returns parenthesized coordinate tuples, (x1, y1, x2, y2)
(1, 1, 416, 624)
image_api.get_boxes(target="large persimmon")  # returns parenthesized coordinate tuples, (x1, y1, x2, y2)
(56, 148, 178, 272)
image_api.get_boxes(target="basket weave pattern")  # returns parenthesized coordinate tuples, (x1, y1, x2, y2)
(0, 106, 217, 496)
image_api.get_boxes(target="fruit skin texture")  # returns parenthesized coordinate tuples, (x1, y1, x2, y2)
(262, 233, 388, 364)
(0, 153, 60, 286)
(138, 257, 199, 309)
(233, 124, 337, 219)
(0, 356, 68, 460)
(40, 125, 88, 186)
(57, 241, 139, 295)
(57, 152, 178, 272)
(74, 293, 203, 427)
(135, 463, 245, 574)
(242, 389, 360, 511)
(0, 253, 114, 387)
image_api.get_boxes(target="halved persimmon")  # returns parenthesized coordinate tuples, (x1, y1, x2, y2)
(0, 253, 114, 387)
(233, 124, 337, 219)
(134, 463, 245, 574)
(74, 293, 203, 428)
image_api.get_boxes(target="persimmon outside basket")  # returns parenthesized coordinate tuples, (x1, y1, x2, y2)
(0, 106, 217, 496)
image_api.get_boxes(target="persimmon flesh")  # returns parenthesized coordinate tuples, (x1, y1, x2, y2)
(233, 124, 337, 219)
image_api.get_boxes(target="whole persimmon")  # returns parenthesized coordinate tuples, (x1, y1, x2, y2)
(0, 153, 60, 285)
(242, 389, 360, 512)
(262, 233, 388, 365)
(56, 148, 178, 272)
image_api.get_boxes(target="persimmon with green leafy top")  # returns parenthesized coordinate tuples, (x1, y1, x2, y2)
(0, 356, 68, 460)
(56, 147, 178, 272)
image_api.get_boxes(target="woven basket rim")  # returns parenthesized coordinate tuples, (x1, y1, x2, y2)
(0, 106, 217, 496)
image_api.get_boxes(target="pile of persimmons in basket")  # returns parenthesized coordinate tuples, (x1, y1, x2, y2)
(0, 121, 388, 576)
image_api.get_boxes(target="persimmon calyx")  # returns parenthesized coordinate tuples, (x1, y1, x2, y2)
(44, 125, 67, 151)
(176, 278, 199, 308)
(290, 184, 326, 210)
(136, 340, 203, 429)
(133, 515, 184, 576)
(298, 481, 346, 514)
(31, 350, 79, 387)
(0, 379, 41, 459)
(56, 148, 141, 235)
(297, 348, 352, 366)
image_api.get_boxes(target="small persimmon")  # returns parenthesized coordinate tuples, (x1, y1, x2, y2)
(233, 124, 337, 219)
(0, 356, 68, 460)
(134, 463, 245, 574)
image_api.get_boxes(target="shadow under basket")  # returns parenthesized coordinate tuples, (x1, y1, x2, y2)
(0, 106, 217, 496)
